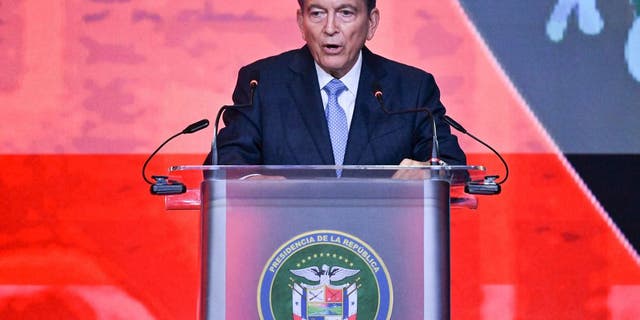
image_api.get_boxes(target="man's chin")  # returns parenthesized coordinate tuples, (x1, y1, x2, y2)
(318, 59, 351, 78)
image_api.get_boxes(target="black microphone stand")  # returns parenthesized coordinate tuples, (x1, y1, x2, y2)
(142, 119, 209, 195)
(373, 86, 441, 166)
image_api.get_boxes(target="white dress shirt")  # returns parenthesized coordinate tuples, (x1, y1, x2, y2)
(314, 51, 362, 131)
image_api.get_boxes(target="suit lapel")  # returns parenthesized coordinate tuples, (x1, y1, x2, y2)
(344, 48, 388, 164)
(286, 47, 334, 165)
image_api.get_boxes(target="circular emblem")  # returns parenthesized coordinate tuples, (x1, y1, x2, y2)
(258, 230, 393, 320)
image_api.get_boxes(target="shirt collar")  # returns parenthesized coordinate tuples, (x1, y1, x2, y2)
(315, 51, 362, 95)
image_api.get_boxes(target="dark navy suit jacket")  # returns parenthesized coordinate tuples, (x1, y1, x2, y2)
(207, 46, 466, 166)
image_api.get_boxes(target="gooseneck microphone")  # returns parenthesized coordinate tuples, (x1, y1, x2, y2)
(443, 115, 509, 195)
(142, 119, 210, 195)
(372, 84, 441, 165)
(210, 71, 259, 165)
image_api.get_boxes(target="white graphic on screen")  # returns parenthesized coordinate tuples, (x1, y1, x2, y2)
(546, 0, 640, 82)
(626, 2, 640, 81)
(546, 0, 603, 41)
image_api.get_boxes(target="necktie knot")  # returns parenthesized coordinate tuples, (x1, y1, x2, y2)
(323, 79, 347, 97)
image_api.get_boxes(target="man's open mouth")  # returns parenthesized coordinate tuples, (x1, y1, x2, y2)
(323, 44, 343, 54)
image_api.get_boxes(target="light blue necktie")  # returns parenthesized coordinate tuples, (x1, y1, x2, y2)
(323, 79, 348, 176)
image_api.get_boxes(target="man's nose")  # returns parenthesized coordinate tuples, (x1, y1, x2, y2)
(323, 13, 339, 35)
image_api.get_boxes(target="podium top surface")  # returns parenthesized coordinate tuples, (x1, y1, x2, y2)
(170, 164, 483, 171)
(170, 164, 484, 183)
(163, 165, 485, 210)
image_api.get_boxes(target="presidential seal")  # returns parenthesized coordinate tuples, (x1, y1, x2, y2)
(258, 230, 393, 320)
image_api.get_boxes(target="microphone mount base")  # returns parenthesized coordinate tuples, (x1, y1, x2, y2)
(150, 176, 187, 195)
(465, 175, 501, 195)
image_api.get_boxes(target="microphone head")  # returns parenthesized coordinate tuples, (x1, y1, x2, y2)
(443, 115, 467, 134)
(182, 119, 210, 134)
(372, 83, 383, 101)
(249, 70, 260, 89)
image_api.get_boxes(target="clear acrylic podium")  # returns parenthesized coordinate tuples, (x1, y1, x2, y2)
(165, 165, 484, 320)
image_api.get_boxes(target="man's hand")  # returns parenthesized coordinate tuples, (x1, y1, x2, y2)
(392, 158, 431, 179)
(240, 174, 286, 180)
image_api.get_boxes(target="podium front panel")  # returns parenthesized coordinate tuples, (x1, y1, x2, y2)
(200, 177, 450, 320)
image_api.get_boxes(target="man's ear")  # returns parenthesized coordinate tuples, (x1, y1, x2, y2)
(297, 9, 306, 41)
(367, 8, 380, 40)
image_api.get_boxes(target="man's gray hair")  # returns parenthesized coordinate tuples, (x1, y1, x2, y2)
(297, 0, 377, 13)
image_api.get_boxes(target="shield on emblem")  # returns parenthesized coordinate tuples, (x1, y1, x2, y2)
(292, 283, 358, 320)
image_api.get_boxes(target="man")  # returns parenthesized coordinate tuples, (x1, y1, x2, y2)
(207, 0, 466, 168)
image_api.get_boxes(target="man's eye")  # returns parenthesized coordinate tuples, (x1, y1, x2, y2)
(339, 10, 355, 17)
(309, 10, 326, 19)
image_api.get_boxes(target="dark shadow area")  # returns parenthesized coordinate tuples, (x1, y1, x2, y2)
(567, 154, 640, 252)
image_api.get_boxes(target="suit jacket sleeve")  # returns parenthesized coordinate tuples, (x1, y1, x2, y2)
(413, 73, 467, 166)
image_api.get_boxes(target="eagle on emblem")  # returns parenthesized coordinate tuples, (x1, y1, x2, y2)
(290, 264, 360, 288)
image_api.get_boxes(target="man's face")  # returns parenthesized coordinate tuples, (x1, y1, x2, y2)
(297, 0, 379, 78)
